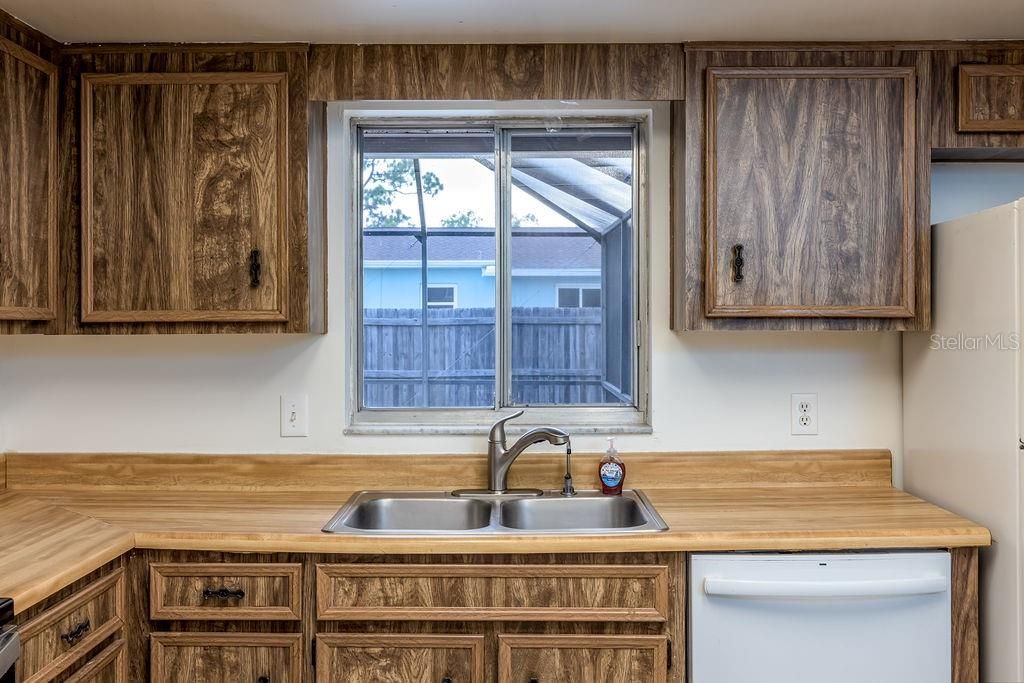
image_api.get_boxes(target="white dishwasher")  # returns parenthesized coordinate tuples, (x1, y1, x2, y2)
(689, 552, 951, 683)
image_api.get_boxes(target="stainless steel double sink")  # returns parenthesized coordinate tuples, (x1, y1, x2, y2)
(322, 489, 667, 535)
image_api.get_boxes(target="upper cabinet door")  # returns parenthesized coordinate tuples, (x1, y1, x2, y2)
(958, 64, 1024, 133)
(81, 72, 289, 323)
(0, 37, 57, 321)
(704, 67, 917, 318)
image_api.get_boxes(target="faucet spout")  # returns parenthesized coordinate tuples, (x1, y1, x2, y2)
(480, 413, 571, 494)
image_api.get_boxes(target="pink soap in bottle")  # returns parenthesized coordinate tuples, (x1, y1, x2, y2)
(599, 437, 625, 495)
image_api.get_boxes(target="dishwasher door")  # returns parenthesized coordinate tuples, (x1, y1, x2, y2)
(689, 552, 951, 683)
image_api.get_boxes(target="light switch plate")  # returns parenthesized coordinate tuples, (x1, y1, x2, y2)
(791, 393, 819, 435)
(280, 394, 309, 437)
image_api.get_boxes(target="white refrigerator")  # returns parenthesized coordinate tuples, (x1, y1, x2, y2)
(903, 198, 1024, 683)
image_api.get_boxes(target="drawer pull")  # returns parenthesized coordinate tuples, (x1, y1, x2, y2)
(202, 587, 246, 600)
(258, 677, 270, 683)
(60, 619, 91, 646)
(441, 678, 452, 683)
(731, 243, 745, 283)
(249, 249, 262, 288)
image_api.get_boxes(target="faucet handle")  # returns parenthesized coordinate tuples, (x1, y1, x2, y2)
(488, 410, 525, 444)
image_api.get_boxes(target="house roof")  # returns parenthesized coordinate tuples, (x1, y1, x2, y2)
(363, 234, 602, 270)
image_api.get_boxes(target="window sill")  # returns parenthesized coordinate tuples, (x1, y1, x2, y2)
(344, 407, 651, 436)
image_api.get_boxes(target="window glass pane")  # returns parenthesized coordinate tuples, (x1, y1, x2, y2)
(581, 288, 601, 308)
(557, 288, 580, 308)
(360, 128, 496, 409)
(508, 127, 635, 406)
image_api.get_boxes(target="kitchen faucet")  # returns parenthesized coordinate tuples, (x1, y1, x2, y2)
(453, 410, 569, 496)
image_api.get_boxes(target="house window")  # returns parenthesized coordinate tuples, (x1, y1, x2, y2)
(557, 286, 601, 309)
(353, 117, 646, 427)
(426, 285, 457, 309)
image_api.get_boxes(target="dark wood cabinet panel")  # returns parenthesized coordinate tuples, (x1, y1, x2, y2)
(958, 64, 1024, 133)
(675, 48, 931, 331)
(150, 632, 303, 683)
(81, 72, 289, 323)
(149, 562, 303, 621)
(497, 634, 668, 683)
(705, 66, 916, 318)
(17, 569, 125, 683)
(316, 633, 485, 683)
(54, 45, 318, 335)
(308, 43, 684, 101)
(0, 36, 57, 322)
(930, 46, 1024, 151)
(315, 563, 670, 622)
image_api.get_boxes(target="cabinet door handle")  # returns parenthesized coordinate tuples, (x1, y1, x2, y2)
(529, 678, 539, 683)
(257, 677, 270, 683)
(249, 249, 262, 288)
(441, 678, 452, 683)
(60, 619, 91, 646)
(202, 587, 246, 600)
(731, 244, 745, 283)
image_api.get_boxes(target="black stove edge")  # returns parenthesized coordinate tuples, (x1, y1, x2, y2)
(0, 598, 12, 626)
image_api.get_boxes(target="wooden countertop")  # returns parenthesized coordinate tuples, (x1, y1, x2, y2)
(0, 451, 992, 615)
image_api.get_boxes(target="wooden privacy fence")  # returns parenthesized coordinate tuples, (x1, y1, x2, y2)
(362, 306, 619, 407)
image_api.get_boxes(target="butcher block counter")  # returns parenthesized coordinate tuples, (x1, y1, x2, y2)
(0, 450, 990, 615)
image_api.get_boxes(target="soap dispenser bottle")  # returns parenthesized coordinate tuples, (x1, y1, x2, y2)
(599, 437, 625, 495)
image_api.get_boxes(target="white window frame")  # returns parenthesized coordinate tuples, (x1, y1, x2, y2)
(335, 103, 651, 435)
(425, 284, 458, 309)
(556, 284, 602, 309)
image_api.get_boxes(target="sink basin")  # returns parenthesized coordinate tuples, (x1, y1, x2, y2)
(328, 494, 491, 532)
(499, 494, 650, 530)
(322, 489, 667, 535)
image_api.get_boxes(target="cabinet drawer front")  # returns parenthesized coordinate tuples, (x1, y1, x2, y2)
(150, 563, 303, 620)
(958, 64, 1024, 132)
(80, 72, 289, 324)
(316, 634, 485, 683)
(18, 569, 126, 683)
(497, 634, 668, 683)
(316, 564, 669, 622)
(150, 632, 303, 683)
(705, 66, 917, 319)
(60, 638, 128, 683)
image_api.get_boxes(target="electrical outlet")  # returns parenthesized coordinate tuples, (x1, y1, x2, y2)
(280, 394, 309, 437)
(791, 393, 819, 435)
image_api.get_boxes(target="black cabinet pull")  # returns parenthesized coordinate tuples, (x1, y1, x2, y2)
(202, 587, 246, 600)
(732, 244, 745, 283)
(249, 249, 262, 288)
(441, 678, 452, 683)
(257, 677, 270, 683)
(529, 678, 539, 683)
(60, 619, 91, 646)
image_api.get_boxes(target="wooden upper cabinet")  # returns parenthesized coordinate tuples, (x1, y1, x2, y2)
(958, 64, 1024, 132)
(0, 36, 57, 321)
(80, 72, 289, 323)
(704, 66, 917, 319)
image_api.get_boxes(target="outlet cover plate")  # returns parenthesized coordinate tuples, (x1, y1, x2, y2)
(791, 393, 818, 436)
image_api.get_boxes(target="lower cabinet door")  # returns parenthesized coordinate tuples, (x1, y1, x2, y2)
(150, 632, 303, 683)
(497, 634, 669, 683)
(315, 633, 485, 683)
(59, 638, 128, 683)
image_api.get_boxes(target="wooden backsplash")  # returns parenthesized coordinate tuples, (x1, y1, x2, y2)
(3, 450, 893, 492)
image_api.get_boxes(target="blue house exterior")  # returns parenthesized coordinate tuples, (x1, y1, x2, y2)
(362, 234, 602, 309)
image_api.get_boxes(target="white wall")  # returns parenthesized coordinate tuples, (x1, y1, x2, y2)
(0, 102, 903, 479)
(932, 162, 1024, 225)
